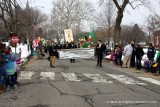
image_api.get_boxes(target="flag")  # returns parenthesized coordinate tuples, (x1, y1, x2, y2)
(88, 31, 95, 43)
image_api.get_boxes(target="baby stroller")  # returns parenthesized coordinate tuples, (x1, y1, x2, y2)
(144, 59, 157, 73)
(144, 60, 152, 72)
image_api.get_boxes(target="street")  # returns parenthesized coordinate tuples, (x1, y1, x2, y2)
(0, 55, 160, 107)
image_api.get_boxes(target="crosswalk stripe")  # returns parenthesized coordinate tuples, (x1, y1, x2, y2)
(40, 72, 55, 80)
(83, 74, 112, 83)
(61, 72, 81, 81)
(106, 74, 147, 85)
(18, 71, 35, 79)
(137, 77, 160, 85)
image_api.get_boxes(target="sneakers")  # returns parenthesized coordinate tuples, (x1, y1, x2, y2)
(13, 85, 18, 89)
(6, 86, 10, 90)
(6, 85, 18, 90)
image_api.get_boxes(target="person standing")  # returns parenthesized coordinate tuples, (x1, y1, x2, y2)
(122, 42, 133, 68)
(130, 43, 136, 67)
(135, 44, 144, 70)
(96, 40, 105, 67)
(49, 41, 56, 67)
(68, 42, 77, 63)
(155, 50, 160, 76)
(147, 43, 156, 63)
(0, 43, 7, 93)
(4, 47, 17, 89)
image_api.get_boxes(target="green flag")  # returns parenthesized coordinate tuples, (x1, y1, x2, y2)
(88, 31, 95, 43)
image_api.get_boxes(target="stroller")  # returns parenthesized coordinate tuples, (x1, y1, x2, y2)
(143, 59, 157, 73)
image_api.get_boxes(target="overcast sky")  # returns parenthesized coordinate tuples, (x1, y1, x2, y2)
(20, 0, 160, 26)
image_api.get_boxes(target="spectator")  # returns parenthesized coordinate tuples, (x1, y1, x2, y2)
(4, 47, 17, 89)
(135, 44, 144, 70)
(130, 43, 136, 67)
(122, 42, 133, 68)
(0, 43, 8, 93)
(147, 43, 156, 63)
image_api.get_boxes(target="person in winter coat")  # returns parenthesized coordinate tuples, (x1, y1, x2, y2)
(0, 43, 8, 93)
(49, 41, 57, 67)
(130, 43, 136, 67)
(4, 47, 17, 89)
(155, 50, 160, 76)
(122, 42, 133, 68)
(96, 40, 106, 67)
(147, 43, 156, 62)
(135, 44, 144, 70)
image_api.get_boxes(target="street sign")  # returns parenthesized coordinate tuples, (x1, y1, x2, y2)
(11, 36, 19, 44)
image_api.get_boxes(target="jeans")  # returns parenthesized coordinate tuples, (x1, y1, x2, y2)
(5, 75, 16, 87)
(136, 58, 142, 69)
(97, 54, 103, 67)
(0, 66, 8, 85)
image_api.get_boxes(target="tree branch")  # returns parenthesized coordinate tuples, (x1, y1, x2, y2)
(112, 0, 120, 10)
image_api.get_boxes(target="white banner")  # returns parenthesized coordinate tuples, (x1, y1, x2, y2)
(59, 48, 95, 59)
(64, 29, 74, 43)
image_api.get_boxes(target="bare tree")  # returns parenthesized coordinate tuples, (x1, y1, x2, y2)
(96, 0, 115, 45)
(99, 0, 150, 45)
(50, 0, 94, 42)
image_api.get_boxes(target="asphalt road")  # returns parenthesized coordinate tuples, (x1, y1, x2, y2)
(0, 55, 160, 107)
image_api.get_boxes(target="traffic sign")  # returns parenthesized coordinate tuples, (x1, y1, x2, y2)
(11, 36, 19, 44)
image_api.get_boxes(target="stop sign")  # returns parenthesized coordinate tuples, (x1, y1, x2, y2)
(11, 36, 19, 44)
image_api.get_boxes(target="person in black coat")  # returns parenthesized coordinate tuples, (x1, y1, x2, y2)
(135, 44, 144, 70)
(130, 43, 136, 67)
(147, 43, 156, 62)
(96, 40, 106, 67)
(49, 41, 57, 67)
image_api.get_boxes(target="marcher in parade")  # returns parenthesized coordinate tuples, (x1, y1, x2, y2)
(0, 43, 8, 93)
(135, 44, 144, 70)
(96, 40, 106, 68)
(147, 43, 156, 63)
(122, 42, 133, 68)
(68, 42, 77, 63)
(49, 41, 57, 67)
(4, 47, 17, 89)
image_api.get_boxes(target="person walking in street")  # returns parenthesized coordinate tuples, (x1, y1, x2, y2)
(135, 44, 144, 70)
(122, 42, 133, 68)
(68, 42, 77, 63)
(96, 40, 106, 68)
(4, 47, 17, 89)
(0, 43, 8, 93)
(49, 41, 57, 67)
(147, 43, 156, 63)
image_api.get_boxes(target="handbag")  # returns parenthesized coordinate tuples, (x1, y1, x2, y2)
(152, 63, 158, 68)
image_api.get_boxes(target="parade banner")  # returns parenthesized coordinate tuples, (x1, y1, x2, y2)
(59, 48, 95, 59)
(64, 29, 74, 43)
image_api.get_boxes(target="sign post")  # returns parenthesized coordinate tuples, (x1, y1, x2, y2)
(11, 35, 19, 54)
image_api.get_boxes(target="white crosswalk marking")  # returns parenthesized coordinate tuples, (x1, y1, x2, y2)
(137, 77, 160, 85)
(61, 72, 81, 81)
(18, 71, 35, 79)
(83, 74, 112, 83)
(106, 74, 147, 85)
(40, 72, 55, 80)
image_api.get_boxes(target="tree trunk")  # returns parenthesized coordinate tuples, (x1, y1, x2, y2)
(114, 9, 123, 45)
